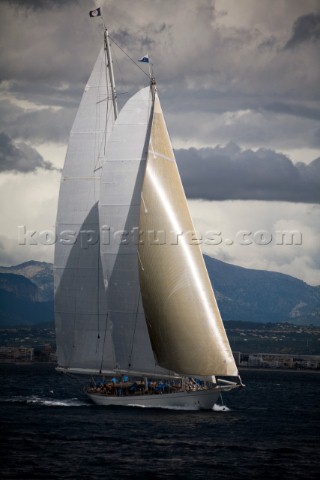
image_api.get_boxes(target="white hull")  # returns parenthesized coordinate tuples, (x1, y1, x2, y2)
(87, 387, 226, 410)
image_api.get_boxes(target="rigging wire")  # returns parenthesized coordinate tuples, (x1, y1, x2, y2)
(99, 312, 109, 374)
(96, 232, 101, 350)
(110, 41, 130, 111)
(108, 34, 151, 79)
(127, 292, 141, 369)
(103, 47, 111, 158)
(111, 41, 124, 88)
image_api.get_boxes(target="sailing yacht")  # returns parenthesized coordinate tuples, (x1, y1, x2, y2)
(54, 24, 242, 410)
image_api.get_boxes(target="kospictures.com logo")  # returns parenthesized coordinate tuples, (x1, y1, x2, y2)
(18, 226, 302, 248)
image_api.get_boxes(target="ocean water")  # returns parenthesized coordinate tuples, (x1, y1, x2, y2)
(0, 365, 319, 480)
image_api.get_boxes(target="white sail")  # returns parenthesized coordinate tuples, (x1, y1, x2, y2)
(54, 37, 238, 386)
(54, 48, 115, 371)
(139, 93, 238, 377)
(98, 86, 174, 377)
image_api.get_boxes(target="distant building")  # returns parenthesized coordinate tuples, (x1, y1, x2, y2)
(233, 351, 241, 365)
(0, 346, 34, 362)
(238, 352, 320, 370)
(247, 354, 264, 368)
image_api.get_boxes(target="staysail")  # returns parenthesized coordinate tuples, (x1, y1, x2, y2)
(54, 48, 115, 372)
(98, 86, 174, 377)
(139, 93, 238, 377)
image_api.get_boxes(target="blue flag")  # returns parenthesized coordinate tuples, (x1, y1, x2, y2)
(89, 8, 101, 17)
(138, 55, 150, 64)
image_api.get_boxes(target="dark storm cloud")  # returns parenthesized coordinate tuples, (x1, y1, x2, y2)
(0, 0, 79, 10)
(176, 144, 320, 203)
(0, 0, 319, 156)
(258, 36, 277, 51)
(111, 29, 155, 50)
(111, 22, 171, 49)
(161, 89, 320, 124)
(0, 100, 75, 143)
(7, 80, 82, 109)
(285, 12, 320, 49)
(263, 102, 320, 122)
(0, 132, 57, 172)
(0, 1, 100, 89)
(312, 127, 320, 147)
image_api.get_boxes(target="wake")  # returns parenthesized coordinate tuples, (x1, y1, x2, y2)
(1, 395, 89, 407)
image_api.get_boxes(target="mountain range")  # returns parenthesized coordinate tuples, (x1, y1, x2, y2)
(0, 258, 319, 327)
(0, 261, 53, 327)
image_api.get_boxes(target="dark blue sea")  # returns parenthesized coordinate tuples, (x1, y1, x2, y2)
(0, 365, 319, 479)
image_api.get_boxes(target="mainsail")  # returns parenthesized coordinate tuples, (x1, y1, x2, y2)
(54, 48, 115, 372)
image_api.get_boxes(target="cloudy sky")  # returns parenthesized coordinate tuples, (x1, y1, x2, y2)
(0, 0, 319, 285)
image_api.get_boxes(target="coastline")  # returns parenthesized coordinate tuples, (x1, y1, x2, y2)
(239, 366, 320, 374)
(0, 362, 319, 374)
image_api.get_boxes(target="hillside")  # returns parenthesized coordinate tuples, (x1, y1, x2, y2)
(0, 258, 319, 327)
(0, 261, 53, 302)
(0, 272, 53, 327)
(204, 257, 320, 325)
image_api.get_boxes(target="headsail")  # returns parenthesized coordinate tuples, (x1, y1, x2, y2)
(54, 48, 115, 371)
(139, 93, 238, 377)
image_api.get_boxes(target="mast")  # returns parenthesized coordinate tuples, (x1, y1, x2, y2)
(104, 28, 118, 120)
